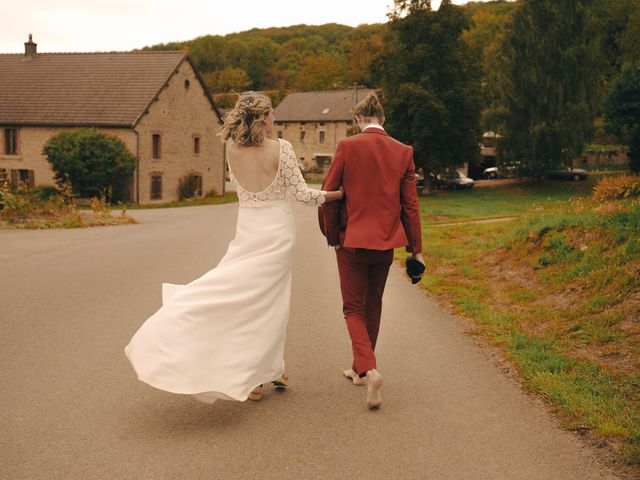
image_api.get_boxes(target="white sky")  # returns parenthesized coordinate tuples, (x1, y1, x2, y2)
(1, 0, 487, 53)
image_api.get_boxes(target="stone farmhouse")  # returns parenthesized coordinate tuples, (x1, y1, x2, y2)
(274, 88, 375, 173)
(0, 36, 225, 203)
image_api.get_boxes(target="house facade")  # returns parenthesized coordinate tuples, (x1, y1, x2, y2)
(273, 88, 375, 173)
(0, 36, 225, 203)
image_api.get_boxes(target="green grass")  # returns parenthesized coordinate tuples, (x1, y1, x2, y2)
(420, 180, 595, 224)
(400, 181, 640, 466)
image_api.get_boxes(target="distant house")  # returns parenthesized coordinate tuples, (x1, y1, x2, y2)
(0, 35, 225, 203)
(274, 88, 375, 172)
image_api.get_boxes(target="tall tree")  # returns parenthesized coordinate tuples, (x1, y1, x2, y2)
(497, 0, 602, 179)
(603, 64, 640, 173)
(379, 0, 482, 185)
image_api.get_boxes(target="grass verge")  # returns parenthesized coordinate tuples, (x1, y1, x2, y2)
(116, 192, 238, 210)
(400, 181, 640, 468)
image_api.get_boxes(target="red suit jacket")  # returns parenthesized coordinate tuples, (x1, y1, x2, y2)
(319, 127, 422, 253)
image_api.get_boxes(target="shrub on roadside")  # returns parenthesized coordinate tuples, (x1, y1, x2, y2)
(0, 187, 75, 224)
(592, 175, 640, 201)
(43, 128, 135, 202)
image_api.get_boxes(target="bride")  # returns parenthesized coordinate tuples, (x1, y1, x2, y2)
(125, 93, 343, 403)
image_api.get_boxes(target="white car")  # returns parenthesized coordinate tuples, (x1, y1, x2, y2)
(437, 171, 475, 189)
(483, 166, 499, 179)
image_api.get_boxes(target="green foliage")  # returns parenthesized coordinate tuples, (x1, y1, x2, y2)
(43, 129, 135, 202)
(0, 187, 72, 224)
(202, 67, 252, 92)
(631, 124, 640, 173)
(590, 0, 640, 75)
(497, 0, 602, 180)
(603, 63, 640, 134)
(380, 0, 482, 176)
(178, 171, 203, 200)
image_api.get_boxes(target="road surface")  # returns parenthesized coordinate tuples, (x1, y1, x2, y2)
(0, 203, 619, 479)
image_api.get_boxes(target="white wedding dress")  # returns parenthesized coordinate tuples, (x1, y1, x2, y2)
(125, 139, 326, 403)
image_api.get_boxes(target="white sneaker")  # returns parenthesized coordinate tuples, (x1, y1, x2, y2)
(342, 369, 367, 386)
(366, 369, 383, 409)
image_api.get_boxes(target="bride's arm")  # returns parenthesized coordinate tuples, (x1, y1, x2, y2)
(282, 142, 342, 206)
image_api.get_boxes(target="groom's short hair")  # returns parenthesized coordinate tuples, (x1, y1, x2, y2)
(353, 93, 384, 122)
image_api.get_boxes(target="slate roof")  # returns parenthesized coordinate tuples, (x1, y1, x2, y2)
(0, 50, 221, 127)
(274, 89, 376, 122)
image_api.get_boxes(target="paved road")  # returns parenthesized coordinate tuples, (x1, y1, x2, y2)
(0, 203, 620, 480)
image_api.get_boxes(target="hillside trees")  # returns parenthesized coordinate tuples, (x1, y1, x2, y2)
(144, 23, 386, 93)
(379, 0, 482, 184)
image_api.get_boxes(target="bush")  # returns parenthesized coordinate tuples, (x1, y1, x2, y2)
(178, 171, 203, 199)
(0, 187, 71, 224)
(43, 128, 135, 202)
(592, 175, 640, 201)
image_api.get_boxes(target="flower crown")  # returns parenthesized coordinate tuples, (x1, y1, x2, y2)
(236, 99, 253, 116)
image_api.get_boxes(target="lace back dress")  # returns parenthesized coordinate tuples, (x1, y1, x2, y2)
(125, 139, 326, 403)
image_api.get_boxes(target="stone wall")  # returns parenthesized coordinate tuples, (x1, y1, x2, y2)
(134, 60, 225, 204)
(275, 120, 353, 173)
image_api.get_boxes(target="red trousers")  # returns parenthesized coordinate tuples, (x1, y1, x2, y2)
(336, 247, 393, 375)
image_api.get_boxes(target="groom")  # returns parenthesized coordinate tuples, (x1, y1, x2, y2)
(319, 93, 424, 409)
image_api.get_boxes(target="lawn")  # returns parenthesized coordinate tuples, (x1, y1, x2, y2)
(421, 179, 595, 224)
(400, 179, 640, 470)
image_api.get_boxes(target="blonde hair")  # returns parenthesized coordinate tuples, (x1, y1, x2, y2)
(221, 93, 272, 147)
(353, 92, 384, 122)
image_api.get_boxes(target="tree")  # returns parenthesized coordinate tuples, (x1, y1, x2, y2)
(379, 0, 482, 187)
(295, 52, 348, 91)
(203, 67, 252, 93)
(603, 64, 640, 173)
(496, 0, 602, 179)
(43, 129, 136, 201)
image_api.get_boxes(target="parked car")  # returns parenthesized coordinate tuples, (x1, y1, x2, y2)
(436, 171, 475, 189)
(547, 165, 588, 181)
(482, 163, 520, 179)
(482, 166, 500, 179)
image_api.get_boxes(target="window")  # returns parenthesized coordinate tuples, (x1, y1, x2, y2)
(151, 175, 162, 200)
(184, 79, 191, 90)
(277, 131, 283, 139)
(4, 128, 18, 155)
(152, 134, 161, 159)
(300, 130, 306, 142)
(319, 130, 326, 144)
(10, 169, 34, 187)
(194, 136, 201, 154)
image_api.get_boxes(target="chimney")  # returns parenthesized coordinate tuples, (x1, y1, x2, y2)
(24, 34, 37, 58)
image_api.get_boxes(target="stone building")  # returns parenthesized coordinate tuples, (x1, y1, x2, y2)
(274, 88, 375, 173)
(0, 36, 225, 203)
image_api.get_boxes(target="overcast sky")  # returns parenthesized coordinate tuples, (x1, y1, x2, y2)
(1, 0, 488, 53)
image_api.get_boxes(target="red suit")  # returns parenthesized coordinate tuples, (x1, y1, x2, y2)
(319, 127, 423, 375)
